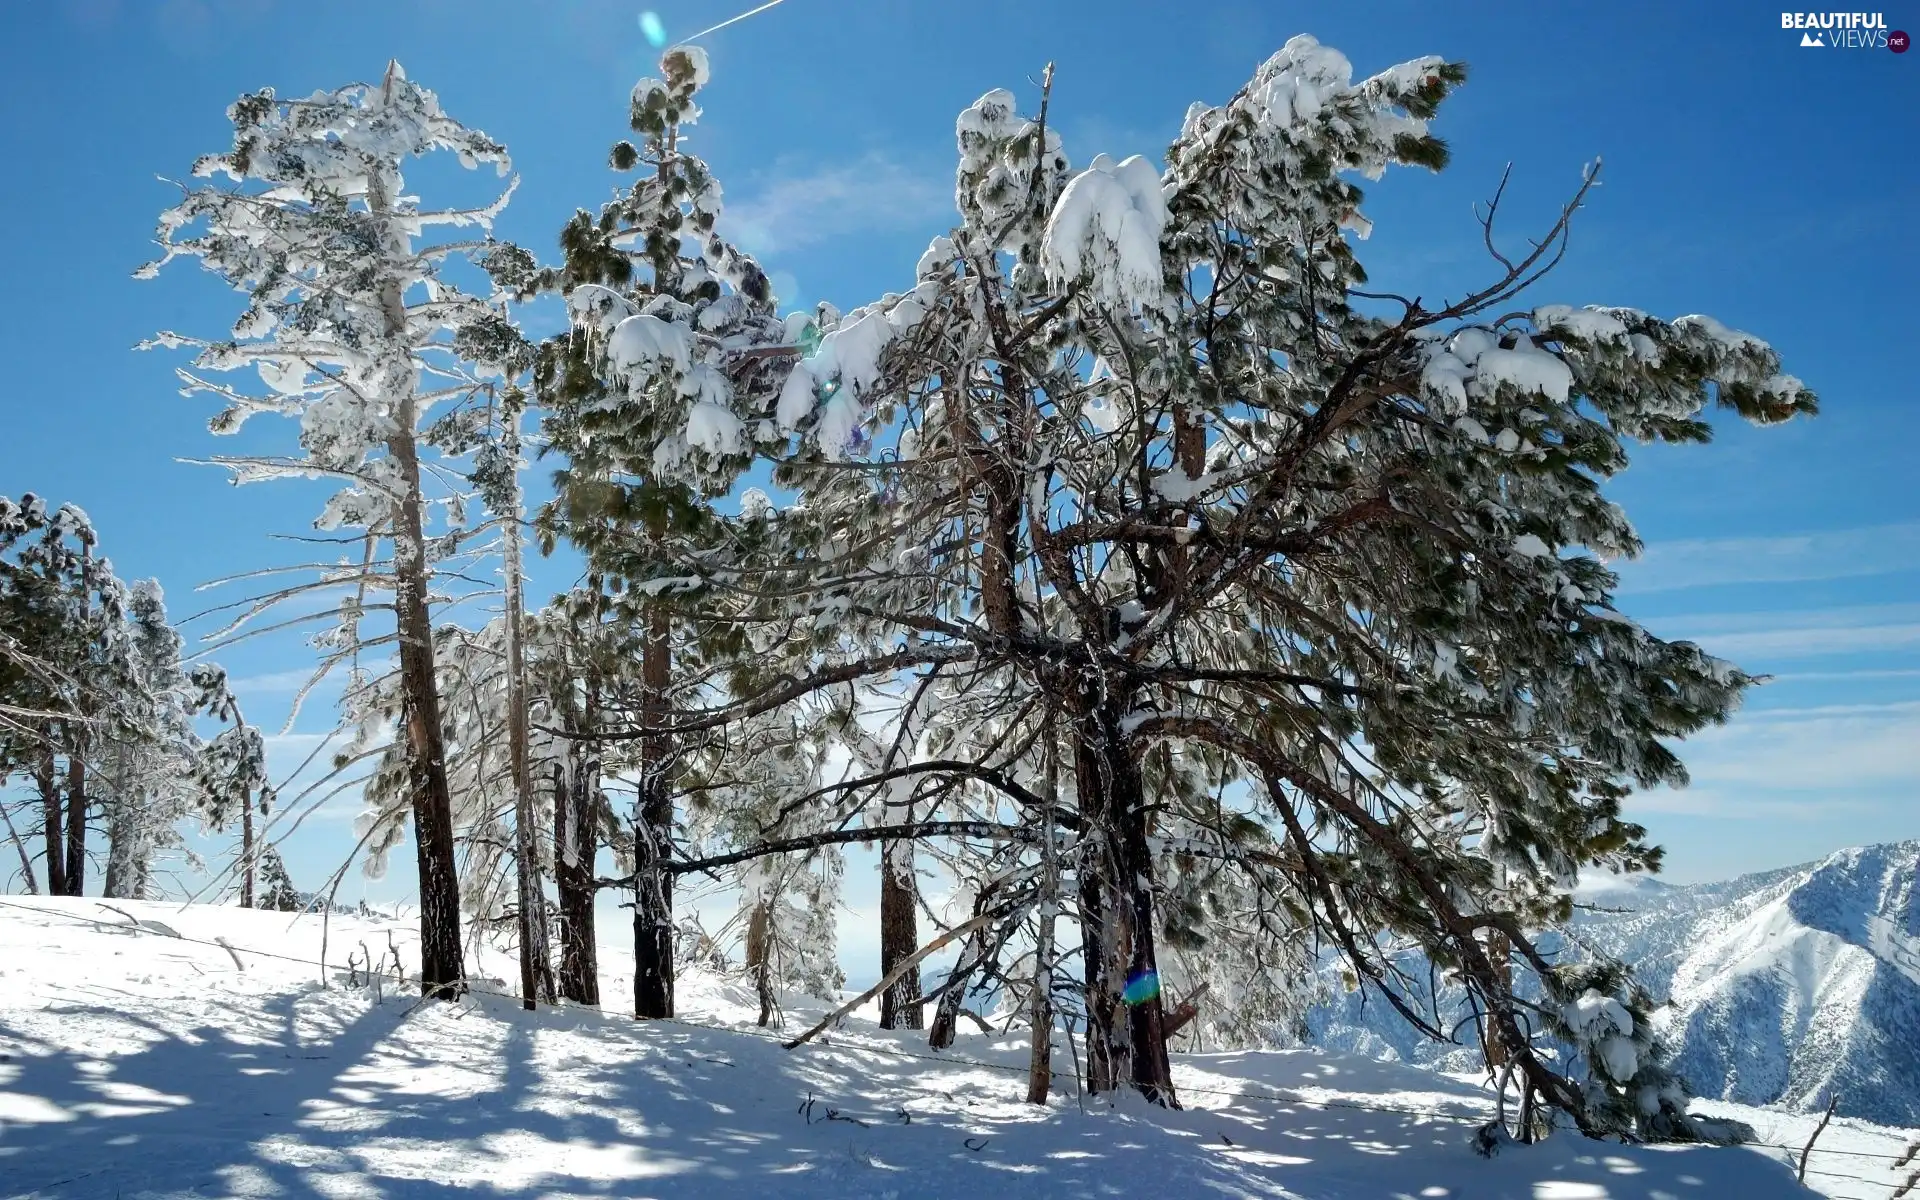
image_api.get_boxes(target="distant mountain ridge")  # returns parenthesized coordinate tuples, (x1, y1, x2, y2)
(1303, 841, 1920, 1126)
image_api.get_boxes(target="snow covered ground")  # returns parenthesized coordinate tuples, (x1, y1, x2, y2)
(1, 896, 1911, 1199)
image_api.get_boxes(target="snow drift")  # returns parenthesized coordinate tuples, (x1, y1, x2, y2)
(0, 895, 1862, 1198)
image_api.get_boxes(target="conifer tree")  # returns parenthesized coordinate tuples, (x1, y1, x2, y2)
(187, 665, 269, 906)
(736, 35, 1814, 1134)
(1, 495, 148, 897)
(527, 45, 799, 1019)
(97, 582, 202, 900)
(257, 841, 303, 912)
(140, 64, 520, 996)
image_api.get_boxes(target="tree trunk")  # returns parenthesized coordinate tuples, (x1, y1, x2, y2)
(36, 734, 65, 896)
(503, 458, 554, 1008)
(929, 884, 998, 1051)
(1483, 931, 1511, 1070)
(4, 797, 41, 894)
(240, 787, 256, 909)
(63, 544, 94, 899)
(1161, 402, 1207, 597)
(553, 754, 601, 1006)
(633, 608, 675, 1020)
(390, 427, 465, 999)
(879, 839, 923, 1030)
(745, 896, 776, 1027)
(1027, 737, 1060, 1105)
(370, 136, 463, 1000)
(1026, 894, 1057, 1103)
(1075, 702, 1177, 1106)
(63, 726, 87, 897)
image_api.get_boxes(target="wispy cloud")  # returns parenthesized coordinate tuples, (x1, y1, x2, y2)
(723, 154, 952, 256)
(1625, 790, 1876, 820)
(229, 667, 335, 696)
(1770, 667, 1920, 683)
(1616, 522, 1920, 594)
(1653, 602, 1920, 661)
(1629, 699, 1919, 817)
(1685, 701, 1919, 787)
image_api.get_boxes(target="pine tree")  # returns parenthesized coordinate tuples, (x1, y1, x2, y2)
(530, 45, 799, 1019)
(139, 63, 520, 997)
(187, 665, 270, 906)
(732, 35, 1814, 1135)
(257, 840, 302, 912)
(1, 495, 148, 897)
(98, 582, 202, 900)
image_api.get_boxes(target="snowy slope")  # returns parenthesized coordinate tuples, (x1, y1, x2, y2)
(1307, 842, 1920, 1128)
(0, 895, 1869, 1200)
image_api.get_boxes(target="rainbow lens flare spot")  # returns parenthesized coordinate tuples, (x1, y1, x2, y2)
(1123, 969, 1161, 1006)
(639, 12, 667, 47)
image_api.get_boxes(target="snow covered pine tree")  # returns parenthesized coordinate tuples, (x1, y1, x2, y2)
(1, 496, 201, 899)
(524, 45, 807, 1019)
(139, 63, 520, 998)
(186, 665, 270, 907)
(97, 582, 203, 900)
(754, 35, 1814, 1138)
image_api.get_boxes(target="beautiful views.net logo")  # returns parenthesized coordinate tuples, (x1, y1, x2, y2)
(1781, 11, 1909, 50)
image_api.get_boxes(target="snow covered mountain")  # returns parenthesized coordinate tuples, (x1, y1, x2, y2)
(1307, 841, 1920, 1127)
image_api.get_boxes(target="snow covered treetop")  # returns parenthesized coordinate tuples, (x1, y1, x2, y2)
(138, 64, 520, 530)
(186, 61, 508, 207)
(954, 85, 1073, 265)
(1164, 35, 1463, 285)
(628, 46, 710, 140)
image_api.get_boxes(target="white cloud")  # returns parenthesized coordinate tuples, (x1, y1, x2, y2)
(1630, 699, 1918, 818)
(723, 154, 951, 256)
(1623, 789, 1873, 820)
(1653, 602, 1920, 661)
(1616, 521, 1920, 594)
(229, 667, 336, 695)
(262, 732, 334, 754)
(1680, 700, 1919, 789)
(1771, 667, 1920, 683)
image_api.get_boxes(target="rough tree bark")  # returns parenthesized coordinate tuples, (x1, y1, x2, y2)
(1483, 931, 1511, 1070)
(37, 734, 65, 896)
(62, 722, 87, 897)
(633, 606, 675, 1020)
(745, 897, 776, 1027)
(389, 424, 466, 998)
(1075, 701, 1176, 1106)
(878, 840, 923, 1029)
(553, 687, 602, 1006)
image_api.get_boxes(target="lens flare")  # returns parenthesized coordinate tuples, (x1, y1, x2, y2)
(1123, 969, 1161, 1007)
(638, 11, 667, 47)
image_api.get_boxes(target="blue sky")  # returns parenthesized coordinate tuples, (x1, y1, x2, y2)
(0, 2, 1914, 962)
